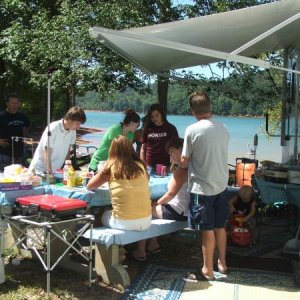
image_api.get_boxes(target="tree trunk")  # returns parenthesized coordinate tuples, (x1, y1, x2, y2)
(68, 87, 75, 108)
(157, 75, 169, 114)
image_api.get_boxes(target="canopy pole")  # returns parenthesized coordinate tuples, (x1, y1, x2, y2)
(46, 78, 51, 184)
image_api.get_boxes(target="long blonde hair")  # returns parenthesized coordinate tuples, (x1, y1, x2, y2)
(104, 135, 146, 180)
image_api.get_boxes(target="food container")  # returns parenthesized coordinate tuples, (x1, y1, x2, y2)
(3, 164, 22, 177)
(0, 182, 32, 191)
(53, 169, 64, 182)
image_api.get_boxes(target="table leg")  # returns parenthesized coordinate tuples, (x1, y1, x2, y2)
(94, 243, 130, 289)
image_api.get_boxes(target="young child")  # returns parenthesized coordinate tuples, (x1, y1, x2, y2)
(229, 185, 257, 242)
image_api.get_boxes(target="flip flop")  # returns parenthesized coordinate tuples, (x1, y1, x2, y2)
(218, 268, 229, 275)
(184, 271, 215, 282)
(147, 247, 162, 254)
(217, 263, 229, 274)
(128, 252, 147, 262)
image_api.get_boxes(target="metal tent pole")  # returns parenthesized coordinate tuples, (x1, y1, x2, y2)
(47, 78, 51, 184)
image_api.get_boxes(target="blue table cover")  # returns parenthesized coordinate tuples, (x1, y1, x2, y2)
(0, 174, 171, 207)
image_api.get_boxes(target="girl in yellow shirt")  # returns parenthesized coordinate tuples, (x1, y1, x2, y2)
(87, 135, 151, 231)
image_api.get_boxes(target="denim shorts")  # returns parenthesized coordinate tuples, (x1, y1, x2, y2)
(188, 190, 228, 231)
(162, 204, 187, 221)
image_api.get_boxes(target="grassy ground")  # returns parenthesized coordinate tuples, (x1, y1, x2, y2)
(0, 232, 201, 300)
(1, 216, 294, 299)
(1, 260, 122, 300)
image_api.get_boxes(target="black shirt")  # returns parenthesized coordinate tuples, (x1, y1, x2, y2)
(0, 110, 30, 157)
(235, 196, 254, 216)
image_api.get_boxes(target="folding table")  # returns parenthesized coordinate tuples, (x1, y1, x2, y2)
(3, 213, 94, 296)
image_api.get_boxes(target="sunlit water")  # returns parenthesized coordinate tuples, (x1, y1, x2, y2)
(83, 111, 281, 165)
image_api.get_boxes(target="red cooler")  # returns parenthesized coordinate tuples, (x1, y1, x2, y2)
(16, 194, 87, 219)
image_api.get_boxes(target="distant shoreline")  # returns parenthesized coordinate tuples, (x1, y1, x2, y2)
(83, 109, 264, 118)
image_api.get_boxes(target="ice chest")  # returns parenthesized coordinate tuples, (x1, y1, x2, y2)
(15, 194, 87, 219)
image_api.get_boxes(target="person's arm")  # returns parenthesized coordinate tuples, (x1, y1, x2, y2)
(64, 145, 73, 160)
(140, 143, 146, 161)
(23, 126, 30, 137)
(157, 168, 187, 205)
(243, 200, 257, 222)
(170, 150, 189, 169)
(23, 113, 31, 137)
(229, 196, 237, 214)
(86, 168, 110, 191)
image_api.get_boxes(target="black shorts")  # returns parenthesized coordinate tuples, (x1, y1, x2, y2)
(161, 204, 187, 221)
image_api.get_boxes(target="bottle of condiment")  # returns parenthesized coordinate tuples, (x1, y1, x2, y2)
(67, 166, 75, 187)
(63, 160, 74, 186)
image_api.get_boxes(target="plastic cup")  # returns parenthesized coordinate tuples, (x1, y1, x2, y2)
(161, 166, 167, 176)
(156, 164, 163, 175)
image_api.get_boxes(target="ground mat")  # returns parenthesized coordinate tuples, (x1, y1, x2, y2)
(121, 264, 300, 300)
(226, 254, 293, 273)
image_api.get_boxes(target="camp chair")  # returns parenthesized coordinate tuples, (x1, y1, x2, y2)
(71, 144, 97, 170)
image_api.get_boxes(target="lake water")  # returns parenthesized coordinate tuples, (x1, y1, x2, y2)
(83, 111, 282, 165)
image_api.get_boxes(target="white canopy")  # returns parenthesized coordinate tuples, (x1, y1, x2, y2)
(90, 0, 300, 74)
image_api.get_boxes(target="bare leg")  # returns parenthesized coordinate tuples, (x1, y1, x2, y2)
(132, 240, 147, 259)
(201, 230, 215, 279)
(147, 237, 160, 252)
(215, 227, 227, 272)
(152, 204, 163, 219)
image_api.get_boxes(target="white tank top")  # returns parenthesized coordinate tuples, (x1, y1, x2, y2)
(168, 180, 189, 216)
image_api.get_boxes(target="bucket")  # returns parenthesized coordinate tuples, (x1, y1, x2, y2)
(236, 162, 256, 187)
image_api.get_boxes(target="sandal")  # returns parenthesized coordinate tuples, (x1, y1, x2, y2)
(129, 252, 146, 262)
(217, 263, 229, 274)
(147, 247, 162, 254)
(184, 271, 215, 282)
(218, 268, 229, 274)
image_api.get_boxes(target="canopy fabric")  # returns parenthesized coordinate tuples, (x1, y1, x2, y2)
(90, 0, 300, 74)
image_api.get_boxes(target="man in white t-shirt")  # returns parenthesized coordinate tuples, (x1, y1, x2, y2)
(172, 92, 229, 281)
(29, 106, 86, 175)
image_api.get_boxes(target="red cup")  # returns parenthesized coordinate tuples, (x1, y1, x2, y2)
(161, 166, 167, 176)
(156, 164, 163, 175)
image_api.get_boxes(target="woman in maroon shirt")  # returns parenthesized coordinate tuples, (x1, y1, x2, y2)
(140, 104, 178, 168)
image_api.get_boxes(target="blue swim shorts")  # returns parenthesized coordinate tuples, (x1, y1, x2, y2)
(162, 204, 188, 221)
(188, 190, 228, 231)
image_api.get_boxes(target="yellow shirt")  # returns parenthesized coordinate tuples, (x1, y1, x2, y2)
(109, 167, 151, 220)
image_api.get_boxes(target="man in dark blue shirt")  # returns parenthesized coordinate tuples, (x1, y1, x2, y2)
(0, 93, 30, 170)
